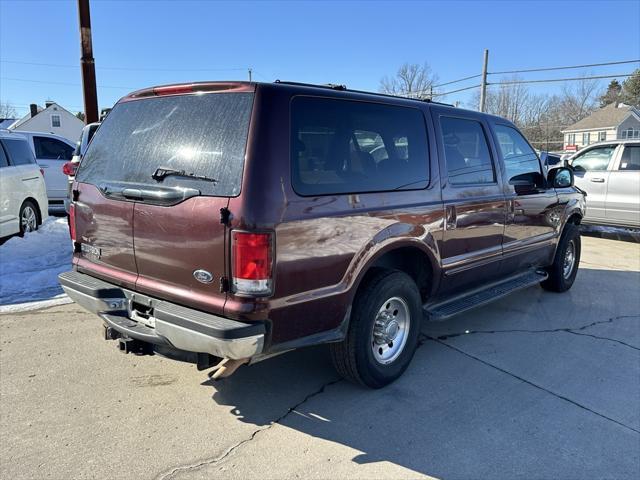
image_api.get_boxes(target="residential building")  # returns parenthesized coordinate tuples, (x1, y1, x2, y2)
(561, 102, 640, 152)
(8, 101, 84, 142)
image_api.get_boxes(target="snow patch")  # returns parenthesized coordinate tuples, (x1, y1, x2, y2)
(0, 218, 73, 308)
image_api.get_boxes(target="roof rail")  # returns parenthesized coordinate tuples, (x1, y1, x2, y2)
(272, 80, 454, 106)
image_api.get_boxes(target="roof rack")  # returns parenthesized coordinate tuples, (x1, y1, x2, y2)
(273, 80, 453, 106)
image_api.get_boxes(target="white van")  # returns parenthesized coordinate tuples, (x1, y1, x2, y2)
(0, 130, 49, 238)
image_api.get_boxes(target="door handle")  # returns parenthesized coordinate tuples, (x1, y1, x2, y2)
(590, 177, 605, 183)
(445, 205, 457, 230)
(39, 165, 49, 168)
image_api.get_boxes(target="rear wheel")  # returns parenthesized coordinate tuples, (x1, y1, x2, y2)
(19, 201, 39, 236)
(330, 270, 421, 388)
(541, 223, 580, 292)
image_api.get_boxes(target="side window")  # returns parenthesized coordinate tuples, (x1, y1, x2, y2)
(439, 116, 494, 185)
(34, 136, 74, 160)
(571, 146, 616, 172)
(0, 143, 8, 168)
(291, 97, 429, 196)
(619, 146, 640, 171)
(493, 124, 543, 186)
(2, 139, 36, 166)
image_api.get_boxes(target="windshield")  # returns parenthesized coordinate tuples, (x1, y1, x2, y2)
(76, 92, 253, 196)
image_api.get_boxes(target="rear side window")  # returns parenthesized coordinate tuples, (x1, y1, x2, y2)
(571, 146, 615, 171)
(439, 116, 495, 185)
(2, 138, 35, 166)
(0, 143, 8, 168)
(34, 136, 74, 160)
(291, 97, 429, 196)
(493, 124, 543, 185)
(77, 93, 254, 197)
(619, 146, 640, 171)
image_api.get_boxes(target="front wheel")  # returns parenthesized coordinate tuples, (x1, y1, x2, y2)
(330, 270, 422, 388)
(541, 223, 581, 292)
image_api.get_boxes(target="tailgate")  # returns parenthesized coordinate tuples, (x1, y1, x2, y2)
(73, 85, 254, 314)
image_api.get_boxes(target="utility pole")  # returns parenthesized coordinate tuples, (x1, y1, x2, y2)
(78, 0, 98, 124)
(248, 68, 253, 82)
(479, 49, 489, 112)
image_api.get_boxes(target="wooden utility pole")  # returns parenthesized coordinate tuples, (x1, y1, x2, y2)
(78, 0, 98, 124)
(479, 49, 489, 112)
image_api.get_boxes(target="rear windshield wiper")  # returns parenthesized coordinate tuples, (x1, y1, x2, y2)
(152, 167, 217, 183)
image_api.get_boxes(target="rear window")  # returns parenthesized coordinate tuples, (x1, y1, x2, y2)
(291, 97, 429, 196)
(76, 92, 253, 197)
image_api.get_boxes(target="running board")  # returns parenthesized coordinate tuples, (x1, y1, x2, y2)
(424, 270, 548, 321)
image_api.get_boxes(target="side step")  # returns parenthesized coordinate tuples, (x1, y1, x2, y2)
(424, 270, 548, 321)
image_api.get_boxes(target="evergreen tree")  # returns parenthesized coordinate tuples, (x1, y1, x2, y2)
(621, 69, 640, 108)
(599, 79, 622, 107)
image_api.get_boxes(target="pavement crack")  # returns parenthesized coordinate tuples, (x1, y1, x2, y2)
(156, 377, 342, 480)
(422, 334, 640, 435)
(428, 315, 640, 351)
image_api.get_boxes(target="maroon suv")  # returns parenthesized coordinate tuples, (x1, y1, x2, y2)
(59, 81, 585, 388)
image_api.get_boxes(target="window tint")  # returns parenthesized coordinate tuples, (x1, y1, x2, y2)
(34, 137, 73, 160)
(571, 146, 615, 171)
(0, 143, 8, 168)
(494, 125, 543, 186)
(440, 116, 494, 185)
(619, 146, 640, 171)
(3, 138, 35, 166)
(76, 93, 253, 197)
(291, 97, 429, 195)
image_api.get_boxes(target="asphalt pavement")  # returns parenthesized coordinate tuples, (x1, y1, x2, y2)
(1, 234, 638, 479)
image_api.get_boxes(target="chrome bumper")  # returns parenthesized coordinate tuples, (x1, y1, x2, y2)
(58, 271, 264, 360)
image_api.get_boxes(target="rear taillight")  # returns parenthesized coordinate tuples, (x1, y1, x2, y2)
(69, 203, 77, 242)
(231, 231, 273, 296)
(40, 168, 45, 176)
(62, 161, 78, 176)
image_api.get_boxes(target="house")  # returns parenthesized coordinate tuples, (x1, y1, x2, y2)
(8, 101, 84, 142)
(561, 103, 640, 152)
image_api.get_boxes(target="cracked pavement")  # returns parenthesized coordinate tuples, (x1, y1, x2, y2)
(1, 234, 639, 479)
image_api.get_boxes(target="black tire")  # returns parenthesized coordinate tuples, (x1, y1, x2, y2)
(330, 269, 422, 388)
(19, 200, 40, 237)
(541, 223, 581, 292)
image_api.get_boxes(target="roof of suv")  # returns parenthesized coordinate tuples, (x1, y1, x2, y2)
(119, 80, 513, 126)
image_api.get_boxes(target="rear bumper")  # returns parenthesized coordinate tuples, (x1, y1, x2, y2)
(58, 271, 265, 360)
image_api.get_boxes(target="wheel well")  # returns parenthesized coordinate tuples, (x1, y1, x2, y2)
(22, 198, 43, 225)
(367, 247, 434, 303)
(567, 213, 582, 226)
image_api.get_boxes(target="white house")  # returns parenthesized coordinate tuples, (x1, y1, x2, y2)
(8, 101, 84, 142)
(561, 103, 640, 152)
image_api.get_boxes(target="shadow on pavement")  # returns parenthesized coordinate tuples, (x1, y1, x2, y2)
(200, 268, 640, 479)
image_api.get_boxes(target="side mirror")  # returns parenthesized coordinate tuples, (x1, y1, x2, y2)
(548, 166, 574, 188)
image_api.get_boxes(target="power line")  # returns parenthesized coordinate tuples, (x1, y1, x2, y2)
(0, 59, 249, 72)
(490, 59, 640, 75)
(432, 58, 640, 93)
(432, 74, 481, 88)
(489, 73, 635, 86)
(1, 77, 135, 89)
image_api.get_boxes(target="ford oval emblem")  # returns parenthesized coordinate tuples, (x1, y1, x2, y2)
(193, 269, 214, 284)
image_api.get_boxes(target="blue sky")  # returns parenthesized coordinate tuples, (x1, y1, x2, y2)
(1, 0, 639, 118)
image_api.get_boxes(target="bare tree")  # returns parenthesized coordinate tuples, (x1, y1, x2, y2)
(0, 101, 17, 119)
(379, 63, 438, 99)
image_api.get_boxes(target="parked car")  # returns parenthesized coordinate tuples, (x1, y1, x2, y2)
(539, 151, 562, 169)
(0, 130, 48, 238)
(64, 122, 100, 213)
(568, 139, 640, 228)
(59, 81, 584, 388)
(15, 131, 75, 213)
